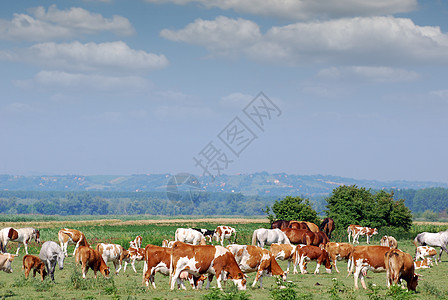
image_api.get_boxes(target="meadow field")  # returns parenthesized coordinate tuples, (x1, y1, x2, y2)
(1, 217, 448, 299)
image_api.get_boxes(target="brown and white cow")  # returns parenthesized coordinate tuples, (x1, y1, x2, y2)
(22, 254, 47, 281)
(75, 246, 110, 279)
(214, 226, 236, 246)
(170, 241, 246, 291)
(123, 246, 145, 273)
(325, 242, 355, 273)
(227, 244, 286, 288)
(347, 225, 378, 244)
(129, 235, 142, 249)
(58, 228, 90, 257)
(0, 253, 15, 273)
(414, 257, 432, 269)
(96, 243, 128, 274)
(415, 246, 438, 265)
(380, 236, 398, 249)
(296, 245, 332, 274)
(385, 248, 419, 291)
(270, 243, 299, 274)
(348, 245, 391, 289)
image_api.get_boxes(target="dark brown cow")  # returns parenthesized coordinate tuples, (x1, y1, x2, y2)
(75, 246, 110, 279)
(22, 255, 47, 281)
(385, 249, 419, 291)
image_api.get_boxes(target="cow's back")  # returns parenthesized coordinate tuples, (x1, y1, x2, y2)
(352, 245, 391, 269)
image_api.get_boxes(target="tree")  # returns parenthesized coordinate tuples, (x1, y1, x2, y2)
(325, 185, 413, 231)
(265, 196, 319, 224)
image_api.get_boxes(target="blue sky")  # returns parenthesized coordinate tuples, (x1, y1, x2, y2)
(1, 0, 448, 183)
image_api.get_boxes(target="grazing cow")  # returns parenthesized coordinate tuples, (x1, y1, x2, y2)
(175, 228, 206, 245)
(0, 227, 40, 255)
(129, 235, 142, 249)
(96, 243, 127, 274)
(170, 241, 246, 291)
(414, 258, 432, 269)
(252, 228, 290, 248)
(348, 245, 391, 289)
(192, 228, 215, 243)
(380, 236, 398, 249)
(415, 246, 438, 265)
(325, 242, 355, 273)
(271, 220, 290, 230)
(58, 228, 90, 257)
(347, 225, 378, 244)
(319, 218, 335, 239)
(75, 246, 110, 279)
(227, 244, 286, 288)
(214, 226, 236, 246)
(22, 255, 47, 281)
(270, 243, 299, 274)
(385, 248, 419, 291)
(39, 241, 65, 281)
(0, 253, 15, 273)
(162, 239, 175, 248)
(413, 229, 448, 262)
(296, 245, 332, 274)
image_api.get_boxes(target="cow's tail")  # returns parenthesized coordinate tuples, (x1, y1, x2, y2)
(251, 230, 258, 246)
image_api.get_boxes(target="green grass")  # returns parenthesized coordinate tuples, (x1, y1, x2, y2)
(1, 219, 448, 299)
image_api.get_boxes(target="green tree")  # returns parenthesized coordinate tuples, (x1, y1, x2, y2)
(265, 196, 319, 224)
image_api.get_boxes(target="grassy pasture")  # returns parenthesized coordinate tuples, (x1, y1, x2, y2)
(0, 218, 448, 299)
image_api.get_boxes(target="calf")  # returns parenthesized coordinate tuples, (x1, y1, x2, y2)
(347, 225, 378, 244)
(296, 245, 332, 274)
(58, 228, 90, 257)
(348, 245, 391, 289)
(75, 246, 110, 279)
(270, 243, 298, 274)
(170, 241, 246, 290)
(22, 255, 47, 281)
(380, 236, 398, 249)
(227, 244, 286, 288)
(415, 246, 438, 265)
(414, 257, 432, 269)
(96, 243, 127, 274)
(325, 242, 354, 273)
(385, 248, 419, 291)
(0, 253, 15, 273)
(214, 226, 236, 246)
(129, 235, 142, 249)
(123, 246, 145, 273)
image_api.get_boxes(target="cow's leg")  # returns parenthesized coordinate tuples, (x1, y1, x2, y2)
(333, 258, 340, 273)
(82, 263, 88, 279)
(348, 231, 351, 243)
(131, 259, 137, 273)
(24, 241, 29, 255)
(73, 240, 81, 256)
(205, 274, 214, 289)
(285, 259, 291, 273)
(50, 262, 56, 281)
(353, 266, 361, 289)
(366, 235, 370, 244)
(314, 262, 321, 274)
(24, 266, 31, 279)
(15, 242, 22, 255)
(114, 261, 122, 274)
(170, 269, 182, 290)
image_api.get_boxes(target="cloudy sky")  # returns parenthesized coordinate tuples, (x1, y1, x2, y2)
(1, 0, 448, 183)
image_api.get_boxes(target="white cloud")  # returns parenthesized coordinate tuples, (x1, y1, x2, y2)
(317, 66, 420, 83)
(147, 0, 417, 20)
(220, 92, 252, 109)
(161, 16, 261, 57)
(2, 41, 169, 73)
(0, 5, 134, 41)
(161, 16, 448, 66)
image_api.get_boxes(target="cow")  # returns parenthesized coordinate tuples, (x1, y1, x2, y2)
(415, 246, 438, 265)
(0, 227, 40, 255)
(227, 244, 286, 288)
(58, 228, 90, 257)
(129, 235, 142, 249)
(0, 253, 15, 273)
(347, 225, 378, 244)
(170, 241, 246, 291)
(123, 246, 145, 273)
(319, 218, 335, 239)
(270, 243, 299, 274)
(414, 257, 433, 269)
(380, 236, 398, 249)
(296, 245, 332, 274)
(192, 228, 215, 243)
(175, 228, 206, 245)
(214, 226, 236, 246)
(75, 246, 110, 279)
(39, 241, 64, 281)
(347, 245, 391, 289)
(385, 248, 419, 291)
(325, 242, 355, 273)
(22, 255, 47, 281)
(96, 243, 127, 274)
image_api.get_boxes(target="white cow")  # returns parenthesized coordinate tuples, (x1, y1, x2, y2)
(175, 228, 206, 245)
(96, 243, 127, 274)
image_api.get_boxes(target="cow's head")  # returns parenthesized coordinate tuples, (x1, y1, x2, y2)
(408, 273, 419, 291)
(372, 228, 378, 235)
(227, 272, 246, 291)
(57, 251, 65, 270)
(102, 267, 111, 278)
(2, 254, 15, 273)
(33, 229, 41, 243)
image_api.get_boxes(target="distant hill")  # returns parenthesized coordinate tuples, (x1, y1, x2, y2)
(1, 173, 447, 196)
